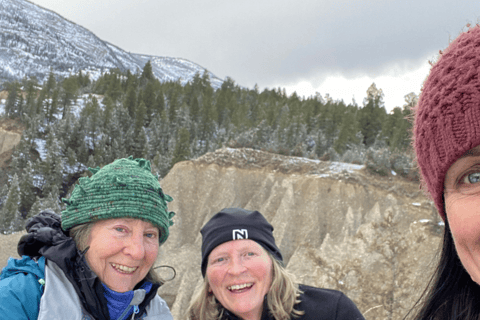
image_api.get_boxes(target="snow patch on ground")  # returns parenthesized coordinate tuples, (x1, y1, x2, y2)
(329, 161, 364, 173)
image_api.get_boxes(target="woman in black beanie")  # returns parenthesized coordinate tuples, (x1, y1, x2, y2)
(186, 207, 365, 320)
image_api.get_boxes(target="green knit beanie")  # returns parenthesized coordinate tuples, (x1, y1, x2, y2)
(61, 156, 174, 244)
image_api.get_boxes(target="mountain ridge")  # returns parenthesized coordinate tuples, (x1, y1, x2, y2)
(0, 0, 223, 86)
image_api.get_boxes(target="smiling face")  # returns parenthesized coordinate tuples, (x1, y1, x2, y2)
(85, 218, 160, 292)
(444, 145, 480, 284)
(206, 239, 273, 320)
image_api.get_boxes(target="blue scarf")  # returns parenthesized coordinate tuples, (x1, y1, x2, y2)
(102, 282, 153, 320)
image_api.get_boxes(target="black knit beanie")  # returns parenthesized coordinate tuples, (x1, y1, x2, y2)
(200, 207, 283, 277)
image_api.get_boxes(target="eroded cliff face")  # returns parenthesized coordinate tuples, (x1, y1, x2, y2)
(0, 119, 23, 167)
(0, 128, 21, 155)
(157, 148, 441, 320)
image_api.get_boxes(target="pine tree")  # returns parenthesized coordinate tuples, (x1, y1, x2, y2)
(40, 188, 62, 214)
(190, 94, 200, 122)
(28, 196, 42, 220)
(35, 88, 46, 116)
(124, 86, 137, 119)
(132, 127, 148, 159)
(18, 161, 36, 218)
(358, 83, 387, 147)
(25, 78, 38, 116)
(132, 101, 147, 158)
(143, 81, 156, 125)
(61, 76, 79, 118)
(45, 71, 56, 96)
(102, 95, 115, 128)
(168, 88, 179, 123)
(334, 107, 360, 154)
(0, 174, 20, 233)
(389, 93, 416, 151)
(46, 89, 59, 124)
(135, 101, 147, 133)
(141, 60, 154, 82)
(66, 147, 77, 168)
(82, 95, 102, 145)
(41, 133, 64, 198)
(155, 90, 166, 119)
(171, 127, 191, 167)
(124, 127, 136, 157)
(106, 74, 123, 103)
(152, 150, 172, 179)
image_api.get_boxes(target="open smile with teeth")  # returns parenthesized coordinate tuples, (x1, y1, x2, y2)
(111, 263, 138, 274)
(228, 283, 253, 291)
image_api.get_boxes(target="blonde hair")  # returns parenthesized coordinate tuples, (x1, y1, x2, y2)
(69, 222, 165, 285)
(185, 252, 304, 320)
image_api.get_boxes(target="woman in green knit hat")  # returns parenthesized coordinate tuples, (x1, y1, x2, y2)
(0, 156, 175, 320)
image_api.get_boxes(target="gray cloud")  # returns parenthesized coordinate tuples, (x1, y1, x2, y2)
(32, 0, 480, 91)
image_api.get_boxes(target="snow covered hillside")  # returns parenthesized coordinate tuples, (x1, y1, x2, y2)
(0, 0, 223, 86)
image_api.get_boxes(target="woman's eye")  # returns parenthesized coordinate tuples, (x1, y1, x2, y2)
(211, 257, 225, 264)
(145, 232, 157, 239)
(462, 172, 480, 184)
(247, 252, 255, 256)
(115, 227, 126, 232)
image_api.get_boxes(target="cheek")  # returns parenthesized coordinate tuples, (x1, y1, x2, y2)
(252, 260, 273, 288)
(446, 193, 480, 244)
(206, 269, 222, 293)
(145, 243, 159, 264)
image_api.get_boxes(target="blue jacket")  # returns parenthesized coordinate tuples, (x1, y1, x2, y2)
(0, 255, 46, 320)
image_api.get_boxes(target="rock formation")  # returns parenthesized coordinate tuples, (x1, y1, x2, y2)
(0, 128, 21, 155)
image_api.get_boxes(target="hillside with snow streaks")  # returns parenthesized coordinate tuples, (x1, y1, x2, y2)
(132, 53, 224, 87)
(0, 0, 222, 86)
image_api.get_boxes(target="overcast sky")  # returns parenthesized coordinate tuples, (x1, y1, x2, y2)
(30, 0, 480, 111)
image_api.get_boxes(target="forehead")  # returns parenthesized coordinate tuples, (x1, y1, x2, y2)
(93, 218, 157, 229)
(210, 239, 264, 255)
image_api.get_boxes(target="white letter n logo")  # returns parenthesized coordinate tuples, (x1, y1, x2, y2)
(232, 229, 248, 240)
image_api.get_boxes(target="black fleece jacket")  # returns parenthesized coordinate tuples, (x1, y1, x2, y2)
(222, 284, 365, 320)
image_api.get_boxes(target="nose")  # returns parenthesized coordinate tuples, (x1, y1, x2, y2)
(227, 256, 247, 275)
(124, 233, 145, 260)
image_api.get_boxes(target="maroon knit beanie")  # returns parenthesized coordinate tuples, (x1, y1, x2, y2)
(414, 25, 480, 220)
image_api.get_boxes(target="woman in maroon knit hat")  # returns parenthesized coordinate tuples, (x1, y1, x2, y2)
(412, 24, 480, 319)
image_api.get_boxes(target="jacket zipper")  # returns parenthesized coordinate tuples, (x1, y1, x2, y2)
(116, 305, 133, 320)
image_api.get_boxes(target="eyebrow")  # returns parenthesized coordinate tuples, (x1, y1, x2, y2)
(460, 146, 480, 158)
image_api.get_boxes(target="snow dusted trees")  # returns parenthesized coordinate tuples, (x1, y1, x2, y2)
(0, 174, 20, 233)
(0, 59, 417, 233)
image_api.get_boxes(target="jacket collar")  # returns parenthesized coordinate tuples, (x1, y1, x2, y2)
(221, 295, 271, 320)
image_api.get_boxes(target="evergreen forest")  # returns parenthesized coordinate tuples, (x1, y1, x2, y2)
(0, 61, 418, 233)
